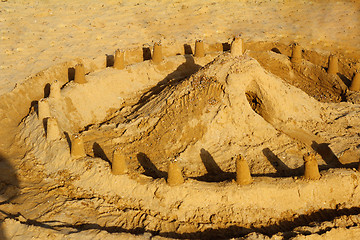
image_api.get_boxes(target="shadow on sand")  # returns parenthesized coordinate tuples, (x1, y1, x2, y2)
(0, 152, 19, 240)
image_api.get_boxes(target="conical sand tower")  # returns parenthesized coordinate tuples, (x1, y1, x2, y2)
(303, 152, 320, 180)
(167, 159, 184, 186)
(235, 155, 253, 185)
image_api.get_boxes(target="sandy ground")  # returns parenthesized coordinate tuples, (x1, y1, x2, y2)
(1, 0, 360, 239)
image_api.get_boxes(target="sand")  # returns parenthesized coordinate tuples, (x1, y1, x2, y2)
(1, 0, 360, 239)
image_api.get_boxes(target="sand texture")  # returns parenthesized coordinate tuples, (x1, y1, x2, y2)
(1, 0, 360, 239)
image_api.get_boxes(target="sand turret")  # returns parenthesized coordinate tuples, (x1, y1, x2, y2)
(152, 42, 163, 64)
(194, 40, 205, 58)
(113, 49, 125, 70)
(291, 43, 302, 64)
(230, 36, 244, 56)
(111, 148, 128, 175)
(71, 134, 86, 158)
(303, 152, 320, 180)
(349, 71, 360, 91)
(49, 80, 61, 99)
(167, 159, 184, 186)
(74, 63, 87, 84)
(327, 54, 338, 75)
(46, 117, 61, 141)
(38, 98, 51, 121)
(235, 155, 253, 185)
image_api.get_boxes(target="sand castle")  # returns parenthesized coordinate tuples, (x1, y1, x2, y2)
(6, 38, 360, 239)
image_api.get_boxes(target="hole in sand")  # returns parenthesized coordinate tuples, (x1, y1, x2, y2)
(245, 91, 263, 116)
(271, 47, 281, 54)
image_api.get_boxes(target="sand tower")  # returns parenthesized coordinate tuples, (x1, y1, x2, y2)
(303, 152, 320, 180)
(349, 71, 360, 91)
(113, 49, 125, 70)
(167, 159, 184, 186)
(74, 63, 87, 84)
(230, 36, 244, 56)
(194, 40, 205, 58)
(327, 55, 338, 75)
(38, 98, 51, 121)
(71, 135, 86, 158)
(290, 43, 302, 64)
(46, 117, 61, 141)
(152, 42, 163, 64)
(111, 148, 128, 175)
(235, 155, 253, 185)
(49, 80, 61, 99)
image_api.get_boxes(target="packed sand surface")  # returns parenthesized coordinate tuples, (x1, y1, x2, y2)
(1, 0, 360, 239)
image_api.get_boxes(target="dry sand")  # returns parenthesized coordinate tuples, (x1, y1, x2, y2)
(1, 0, 360, 239)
